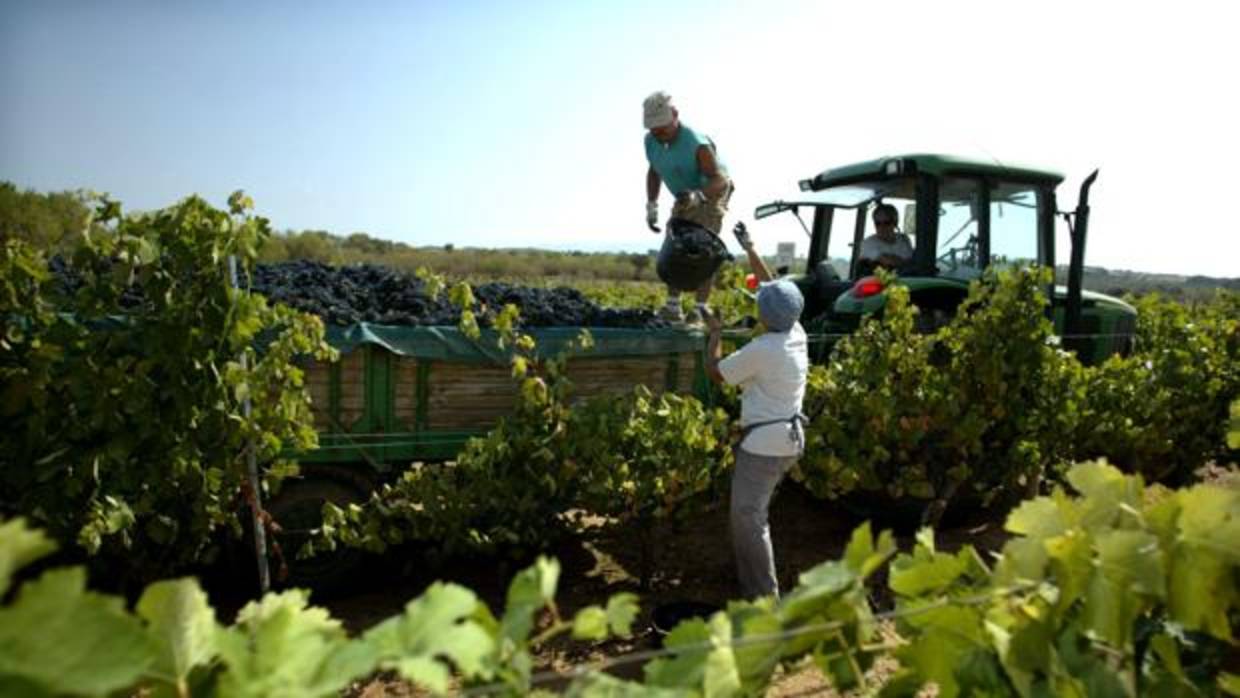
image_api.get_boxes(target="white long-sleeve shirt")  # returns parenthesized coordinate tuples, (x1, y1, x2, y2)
(717, 324, 809, 457)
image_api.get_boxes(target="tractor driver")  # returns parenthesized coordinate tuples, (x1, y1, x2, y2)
(858, 203, 913, 272)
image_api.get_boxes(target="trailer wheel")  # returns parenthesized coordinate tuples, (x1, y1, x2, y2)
(265, 469, 370, 594)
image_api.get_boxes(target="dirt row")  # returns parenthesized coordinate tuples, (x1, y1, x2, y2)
(227, 482, 1011, 696)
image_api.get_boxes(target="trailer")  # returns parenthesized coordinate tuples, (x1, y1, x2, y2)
(294, 325, 709, 471)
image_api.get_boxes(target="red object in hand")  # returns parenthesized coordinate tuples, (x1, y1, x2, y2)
(745, 273, 759, 291)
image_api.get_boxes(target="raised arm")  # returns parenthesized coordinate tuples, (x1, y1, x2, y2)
(704, 309, 725, 384)
(733, 222, 773, 282)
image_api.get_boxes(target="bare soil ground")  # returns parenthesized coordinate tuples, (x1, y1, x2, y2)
(234, 481, 1012, 696)
(199, 458, 1237, 695)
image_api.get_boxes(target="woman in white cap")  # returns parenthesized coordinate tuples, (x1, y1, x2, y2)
(643, 90, 733, 325)
(704, 223, 808, 599)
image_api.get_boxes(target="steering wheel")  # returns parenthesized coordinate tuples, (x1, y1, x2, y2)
(936, 235, 979, 269)
(855, 257, 914, 277)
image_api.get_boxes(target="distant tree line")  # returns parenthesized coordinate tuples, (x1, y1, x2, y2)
(1055, 265, 1240, 302)
(0, 182, 95, 252)
(3, 182, 1237, 292)
(0, 183, 661, 282)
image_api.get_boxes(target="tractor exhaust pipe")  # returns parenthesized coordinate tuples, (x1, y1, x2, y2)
(1064, 169, 1098, 354)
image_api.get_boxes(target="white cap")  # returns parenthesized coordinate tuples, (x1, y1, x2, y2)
(643, 91, 675, 129)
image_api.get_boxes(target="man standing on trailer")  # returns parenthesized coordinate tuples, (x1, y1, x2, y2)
(643, 90, 733, 325)
(704, 222, 808, 599)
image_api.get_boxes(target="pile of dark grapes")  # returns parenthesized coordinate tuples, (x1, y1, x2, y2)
(252, 261, 669, 329)
(47, 255, 149, 310)
(44, 258, 670, 328)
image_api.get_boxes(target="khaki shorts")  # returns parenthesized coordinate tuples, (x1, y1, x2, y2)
(670, 180, 733, 234)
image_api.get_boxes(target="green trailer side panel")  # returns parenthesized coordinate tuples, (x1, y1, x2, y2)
(290, 325, 713, 470)
(328, 360, 341, 431)
(415, 361, 431, 432)
(352, 346, 377, 434)
(323, 324, 705, 361)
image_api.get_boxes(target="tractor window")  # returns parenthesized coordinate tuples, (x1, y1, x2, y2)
(828, 207, 857, 278)
(990, 184, 1040, 268)
(936, 178, 982, 280)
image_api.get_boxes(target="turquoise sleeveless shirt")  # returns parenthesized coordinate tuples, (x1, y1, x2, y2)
(644, 123, 727, 196)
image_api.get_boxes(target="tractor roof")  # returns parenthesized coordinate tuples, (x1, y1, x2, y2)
(806, 153, 1065, 191)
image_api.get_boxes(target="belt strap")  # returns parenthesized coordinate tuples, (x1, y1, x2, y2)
(739, 413, 809, 450)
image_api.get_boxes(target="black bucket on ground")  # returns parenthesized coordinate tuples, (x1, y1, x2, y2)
(655, 219, 733, 292)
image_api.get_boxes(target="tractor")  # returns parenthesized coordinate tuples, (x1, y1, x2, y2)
(753, 153, 1136, 363)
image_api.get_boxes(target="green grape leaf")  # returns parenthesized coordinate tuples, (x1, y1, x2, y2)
(889, 546, 968, 598)
(1073, 664, 1130, 698)
(986, 605, 1053, 691)
(389, 656, 449, 695)
(501, 557, 560, 644)
(1147, 632, 1185, 679)
(1173, 485, 1240, 563)
(135, 578, 219, 691)
(893, 605, 986, 698)
(644, 614, 741, 696)
(571, 605, 608, 641)
(697, 616, 744, 698)
(1167, 547, 1235, 639)
(1066, 461, 1142, 529)
(0, 518, 57, 596)
(0, 568, 156, 696)
(605, 592, 640, 638)
(875, 670, 925, 698)
(842, 522, 896, 579)
(995, 537, 1048, 585)
(643, 618, 710, 688)
(1082, 530, 1163, 647)
(780, 560, 857, 621)
(1043, 530, 1093, 613)
(728, 602, 781, 692)
(364, 582, 495, 692)
(1005, 496, 1067, 539)
(215, 589, 376, 698)
(1166, 485, 1240, 639)
(0, 674, 54, 698)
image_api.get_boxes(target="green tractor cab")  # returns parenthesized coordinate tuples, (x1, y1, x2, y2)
(753, 153, 1136, 364)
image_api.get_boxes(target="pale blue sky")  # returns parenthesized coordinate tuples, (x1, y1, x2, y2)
(3, 0, 1238, 276)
